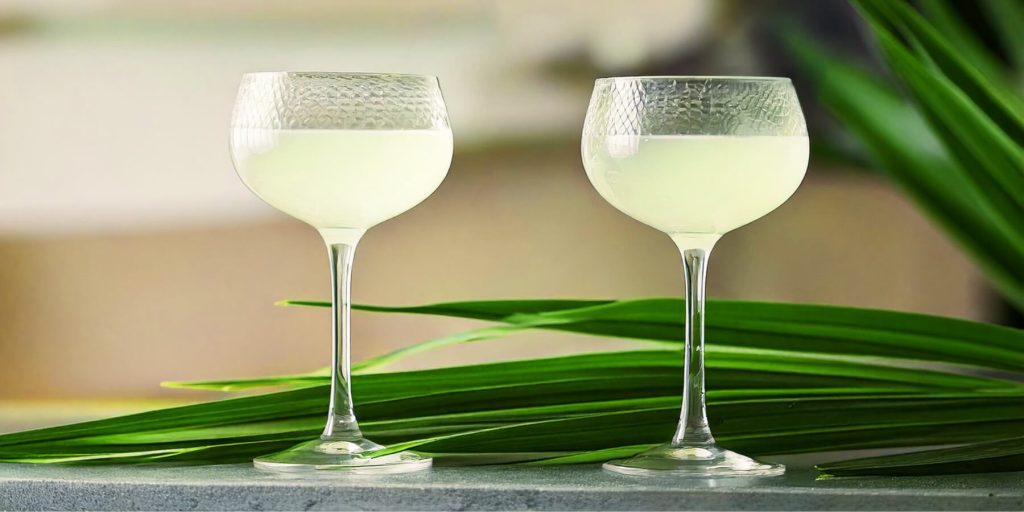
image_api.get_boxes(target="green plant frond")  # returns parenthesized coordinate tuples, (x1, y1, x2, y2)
(282, 298, 1024, 374)
(855, 0, 1024, 140)
(788, 16, 1024, 311)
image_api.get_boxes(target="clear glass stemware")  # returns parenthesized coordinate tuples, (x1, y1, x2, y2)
(582, 76, 809, 477)
(229, 72, 452, 474)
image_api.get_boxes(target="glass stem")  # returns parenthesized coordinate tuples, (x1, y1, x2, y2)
(670, 234, 720, 448)
(319, 228, 366, 441)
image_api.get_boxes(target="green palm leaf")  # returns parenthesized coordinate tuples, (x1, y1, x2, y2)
(2, 298, 1023, 473)
(273, 299, 1024, 374)
(787, 37, 1024, 308)
(794, 0, 1024, 311)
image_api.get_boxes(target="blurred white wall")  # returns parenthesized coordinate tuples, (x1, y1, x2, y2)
(0, 0, 711, 234)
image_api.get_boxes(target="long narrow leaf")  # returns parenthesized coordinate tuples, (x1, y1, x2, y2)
(788, 9, 1024, 311)
(818, 435, 1024, 477)
(918, 0, 1010, 84)
(857, 0, 1024, 142)
(279, 299, 1024, 374)
(854, 0, 1024, 238)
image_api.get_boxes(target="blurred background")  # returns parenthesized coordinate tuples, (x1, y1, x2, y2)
(0, 0, 1007, 401)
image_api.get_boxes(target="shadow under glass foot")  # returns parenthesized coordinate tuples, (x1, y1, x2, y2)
(254, 438, 431, 475)
(603, 443, 784, 478)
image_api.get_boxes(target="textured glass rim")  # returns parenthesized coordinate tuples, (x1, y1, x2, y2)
(241, 71, 439, 81)
(594, 75, 791, 84)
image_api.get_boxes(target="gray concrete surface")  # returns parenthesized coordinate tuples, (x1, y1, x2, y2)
(0, 463, 1022, 510)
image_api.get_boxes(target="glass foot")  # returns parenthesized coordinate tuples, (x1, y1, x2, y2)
(603, 443, 784, 478)
(254, 437, 431, 475)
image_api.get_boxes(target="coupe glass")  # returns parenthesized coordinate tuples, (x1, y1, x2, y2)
(229, 72, 452, 474)
(582, 76, 808, 477)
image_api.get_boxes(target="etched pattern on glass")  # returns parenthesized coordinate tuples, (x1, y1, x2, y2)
(584, 77, 806, 139)
(232, 73, 448, 130)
